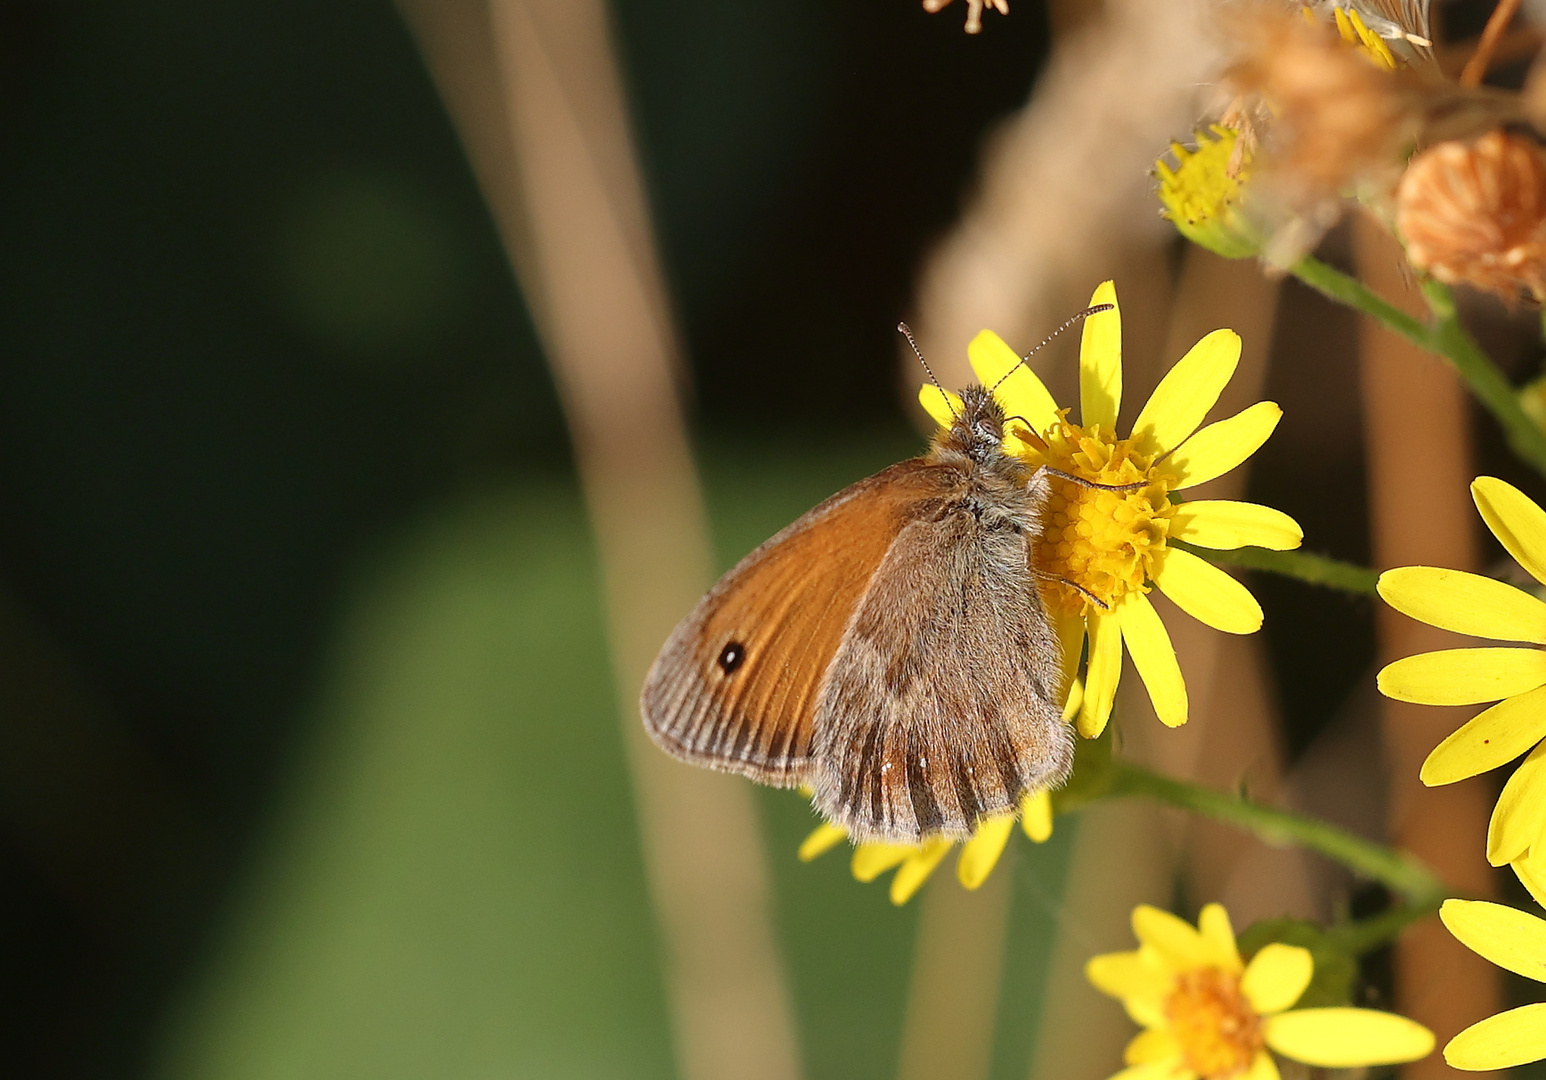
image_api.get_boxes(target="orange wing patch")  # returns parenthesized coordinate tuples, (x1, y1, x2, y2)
(640, 460, 962, 786)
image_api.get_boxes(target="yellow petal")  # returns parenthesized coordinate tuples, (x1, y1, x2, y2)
(1163, 401, 1281, 490)
(1241, 944, 1313, 1014)
(890, 837, 952, 905)
(1441, 899, 1546, 983)
(957, 813, 1015, 889)
(1420, 684, 1546, 785)
(1078, 611, 1121, 738)
(1197, 903, 1243, 973)
(1021, 789, 1053, 842)
(1131, 328, 1241, 457)
(1108, 1062, 1192, 1080)
(1444, 1003, 1546, 1070)
(1062, 676, 1084, 724)
(919, 383, 963, 429)
(1474, 476, 1546, 589)
(1169, 500, 1303, 551)
(1124, 1029, 1181, 1066)
(852, 842, 914, 882)
(1079, 280, 1122, 430)
(1264, 1008, 1435, 1067)
(1487, 741, 1546, 864)
(1517, 850, 1546, 909)
(1240, 1050, 1280, 1080)
(1086, 948, 1174, 1001)
(1153, 547, 1263, 634)
(968, 329, 1060, 436)
(1055, 611, 1086, 707)
(1132, 904, 1210, 969)
(1380, 648, 1546, 706)
(1124, 992, 1168, 1031)
(1118, 593, 1189, 727)
(1378, 567, 1546, 644)
(798, 822, 847, 861)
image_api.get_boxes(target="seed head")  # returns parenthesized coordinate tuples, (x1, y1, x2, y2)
(1396, 130, 1546, 302)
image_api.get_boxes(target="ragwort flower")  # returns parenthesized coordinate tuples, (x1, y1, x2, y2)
(1377, 477, 1546, 890)
(1440, 898, 1546, 1070)
(1157, 125, 1263, 260)
(799, 789, 1052, 905)
(921, 281, 1302, 738)
(1087, 902, 1434, 1080)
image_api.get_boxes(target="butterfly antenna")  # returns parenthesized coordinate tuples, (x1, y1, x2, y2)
(898, 321, 959, 419)
(988, 303, 1115, 394)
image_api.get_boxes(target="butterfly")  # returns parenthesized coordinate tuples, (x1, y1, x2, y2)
(639, 316, 1116, 845)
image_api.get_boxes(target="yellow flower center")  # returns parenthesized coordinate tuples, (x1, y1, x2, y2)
(1155, 126, 1260, 261)
(1021, 414, 1174, 616)
(1166, 967, 1265, 1080)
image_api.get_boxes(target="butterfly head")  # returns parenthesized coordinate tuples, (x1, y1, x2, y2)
(935, 384, 1010, 465)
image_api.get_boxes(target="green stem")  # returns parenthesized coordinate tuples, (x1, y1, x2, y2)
(1290, 256, 1546, 479)
(1422, 280, 1546, 477)
(1291, 254, 1432, 351)
(1106, 761, 1446, 908)
(1325, 903, 1436, 957)
(1173, 541, 1378, 596)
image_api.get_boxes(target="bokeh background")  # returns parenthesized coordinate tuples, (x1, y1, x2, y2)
(1, 1, 1541, 1078)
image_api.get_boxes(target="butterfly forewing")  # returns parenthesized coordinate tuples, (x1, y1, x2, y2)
(641, 461, 960, 786)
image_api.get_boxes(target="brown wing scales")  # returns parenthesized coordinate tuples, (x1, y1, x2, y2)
(809, 507, 1072, 842)
(640, 460, 960, 786)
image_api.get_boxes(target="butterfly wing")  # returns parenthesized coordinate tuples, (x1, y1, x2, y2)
(809, 501, 1073, 843)
(641, 459, 959, 787)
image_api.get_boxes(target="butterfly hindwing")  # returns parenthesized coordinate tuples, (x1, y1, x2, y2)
(809, 499, 1072, 842)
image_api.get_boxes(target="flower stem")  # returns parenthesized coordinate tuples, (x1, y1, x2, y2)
(1290, 255, 1546, 478)
(1420, 280, 1546, 476)
(1174, 541, 1378, 596)
(1290, 255, 1432, 350)
(1105, 761, 1446, 908)
(1325, 902, 1437, 956)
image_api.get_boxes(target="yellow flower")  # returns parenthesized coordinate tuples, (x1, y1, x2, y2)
(1157, 126, 1262, 260)
(798, 789, 1052, 905)
(921, 282, 1301, 737)
(1088, 903, 1434, 1080)
(1440, 899, 1546, 1069)
(1377, 477, 1546, 886)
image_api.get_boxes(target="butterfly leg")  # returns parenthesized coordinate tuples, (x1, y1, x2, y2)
(1038, 466, 1146, 494)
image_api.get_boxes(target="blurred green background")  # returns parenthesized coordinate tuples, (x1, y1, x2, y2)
(0, 1, 1080, 1077)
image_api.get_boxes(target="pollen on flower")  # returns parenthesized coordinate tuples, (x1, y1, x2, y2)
(1156, 125, 1261, 260)
(1166, 967, 1266, 1080)
(1025, 414, 1173, 616)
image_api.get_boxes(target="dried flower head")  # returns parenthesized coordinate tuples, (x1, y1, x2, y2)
(1227, 10, 1416, 199)
(921, 0, 1006, 34)
(1396, 130, 1546, 302)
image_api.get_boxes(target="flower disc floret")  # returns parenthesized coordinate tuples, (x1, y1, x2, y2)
(1035, 416, 1174, 615)
(1166, 967, 1265, 1078)
(1157, 126, 1262, 260)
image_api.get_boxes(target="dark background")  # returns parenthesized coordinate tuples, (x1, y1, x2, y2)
(0, 1, 1064, 1077)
